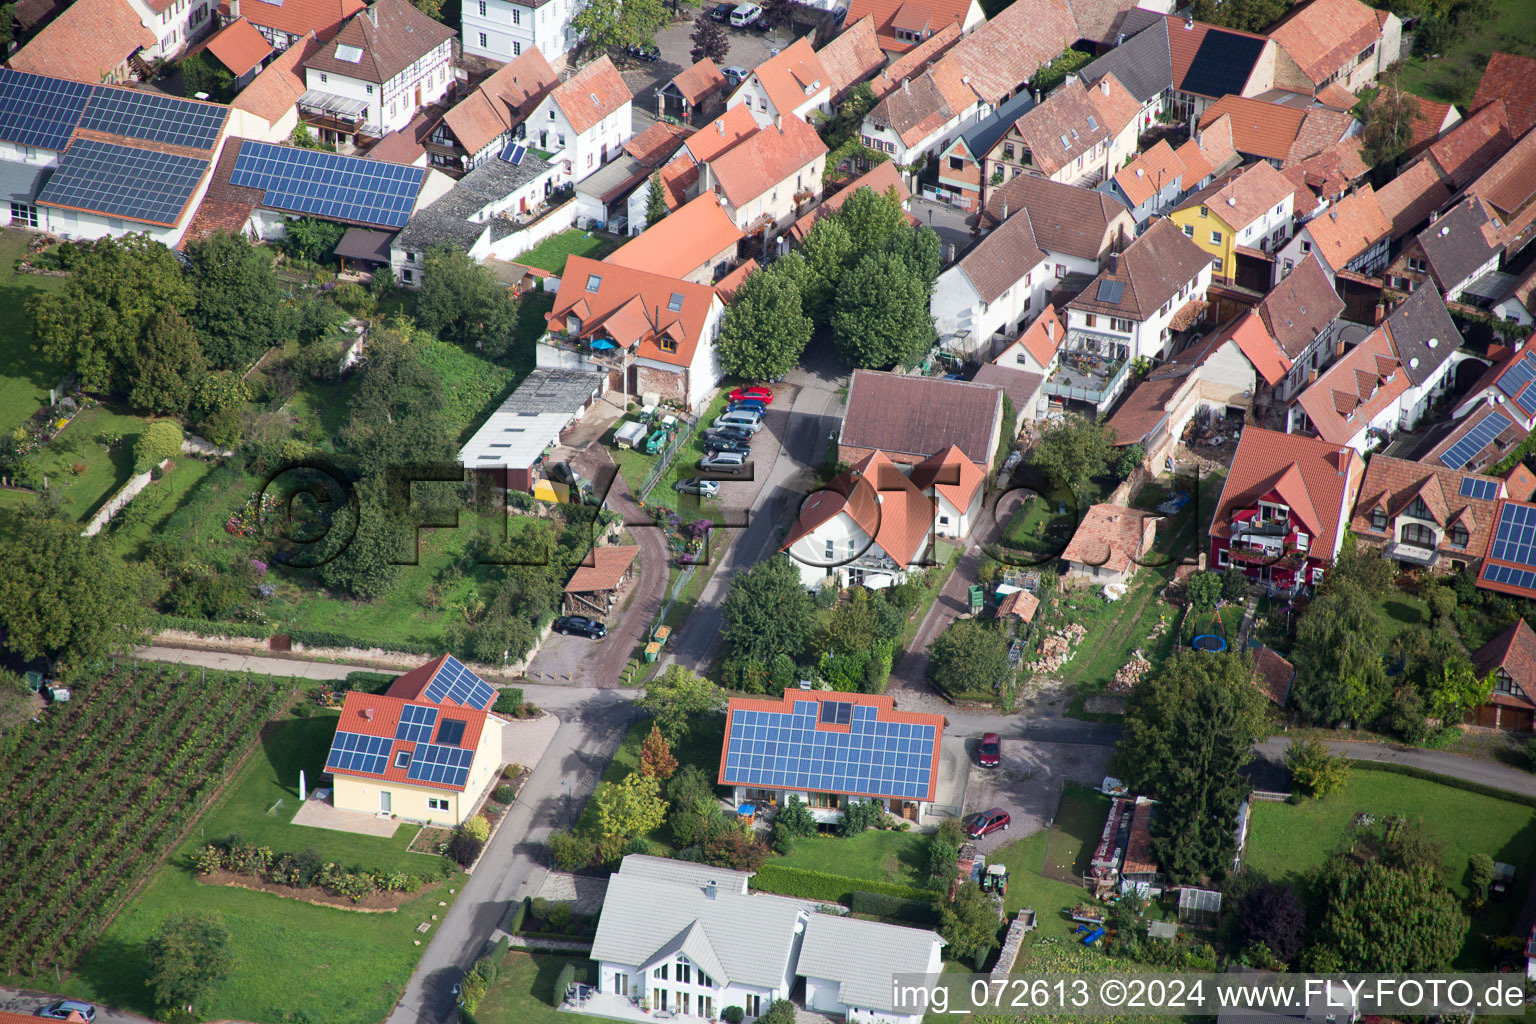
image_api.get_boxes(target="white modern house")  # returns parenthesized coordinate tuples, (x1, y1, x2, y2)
(461, 0, 581, 64)
(300, 0, 455, 140)
(931, 209, 1049, 356)
(525, 55, 633, 184)
(799, 915, 945, 1024)
(780, 451, 936, 590)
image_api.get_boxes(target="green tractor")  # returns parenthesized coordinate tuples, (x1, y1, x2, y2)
(981, 863, 1009, 899)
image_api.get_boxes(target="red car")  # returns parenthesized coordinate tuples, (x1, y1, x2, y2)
(978, 733, 1000, 768)
(728, 386, 774, 405)
(965, 808, 1010, 838)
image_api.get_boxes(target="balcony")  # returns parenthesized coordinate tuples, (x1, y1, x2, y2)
(1230, 518, 1289, 541)
(1385, 541, 1439, 567)
(1229, 545, 1306, 571)
(1042, 332, 1131, 407)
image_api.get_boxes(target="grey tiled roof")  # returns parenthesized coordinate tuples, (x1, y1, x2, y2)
(797, 913, 944, 1013)
(956, 89, 1036, 161)
(1417, 197, 1501, 294)
(1080, 17, 1172, 104)
(617, 855, 753, 893)
(394, 153, 551, 251)
(1383, 283, 1462, 386)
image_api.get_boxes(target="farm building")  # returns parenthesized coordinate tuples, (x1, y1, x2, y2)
(563, 545, 638, 616)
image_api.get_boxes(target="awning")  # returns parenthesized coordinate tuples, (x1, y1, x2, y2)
(590, 338, 617, 350)
(0, 162, 49, 204)
(333, 227, 396, 264)
(1385, 541, 1439, 566)
(297, 89, 369, 120)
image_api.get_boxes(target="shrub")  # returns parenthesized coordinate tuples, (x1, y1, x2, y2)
(554, 963, 576, 1002)
(449, 833, 484, 867)
(771, 825, 795, 855)
(849, 890, 941, 925)
(670, 810, 705, 847)
(624, 835, 660, 856)
(461, 815, 491, 842)
(547, 902, 574, 930)
(704, 828, 767, 871)
(493, 784, 517, 804)
(134, 420, 184, 472)
(493, 687, 525, 714)
(345, 670, 398, 693)
(722, 1008, 745, 1024)
(776, 796, 816, 838)
(838, 799, 885, 837)
(1285, 738, 1351, 798)
(549, 830, 595, 870)
(509, 897, 530, 934)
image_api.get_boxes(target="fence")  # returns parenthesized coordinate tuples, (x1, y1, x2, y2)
(919, 187, 975, 210)
(636, 413, 698, 501)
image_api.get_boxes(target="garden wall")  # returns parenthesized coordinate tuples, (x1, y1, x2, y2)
(81, 457, 170, 537)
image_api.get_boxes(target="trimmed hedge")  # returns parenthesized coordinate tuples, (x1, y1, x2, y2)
(488, 936, 511, 967)
(346, 670, 398, 693)
(508, 897, 530, 935)
(1349, 760, 1536, 809)
(288, 628, 440, 656)
(749, 864, 938, 905)
(153, 615, 271, 639)
(555, 963, 576, 1003)
(848, 889, 940, 925)
(458, 1008, 480, 1024)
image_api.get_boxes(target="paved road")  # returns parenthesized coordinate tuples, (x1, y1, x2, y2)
(1254, 735, 1536, 798)
(0, 989, 154, 1024)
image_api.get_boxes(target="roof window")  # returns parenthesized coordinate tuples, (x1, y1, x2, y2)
(668, 292, 685, 311)
(586, 274, 602, 292)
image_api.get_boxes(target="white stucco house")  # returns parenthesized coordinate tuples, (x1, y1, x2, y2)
(461, 0, 581, 64)
(726, 37, 831, 129)
(799, 914, 946, 1024)
(931, 209, 1049, 357)
(525, 55, 634, 184)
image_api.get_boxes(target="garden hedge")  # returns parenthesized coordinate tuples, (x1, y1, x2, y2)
(555, 963, 576, 1003)
(749, 864, 938, 905)
(153, 615, 271, 639)
(848, 889, 940, 925)
(288, 628, 440, 656)
(1349, 760, 1536, 809)
(346, 670, 398, 693)
(458, 1009, 480, 1024)
(508, 897, 530, 936)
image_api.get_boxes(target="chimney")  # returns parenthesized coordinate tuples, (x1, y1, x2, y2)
(1099, 78, 1110, 97)
(1337, 448, 1349, 476)
(1107, 251, 1119, 274)
(902, 77, 910, 94)
(705, 880, 718, 899)
(774, 113, 782, 131)
(1116, 31, 1124, 44)
(366, 2, 376, 24)
(1001, 199, 1008, 221)
(1372, 302, 1386, 325)
(716, 118, 725, 135)
(231, 0, 240, 17)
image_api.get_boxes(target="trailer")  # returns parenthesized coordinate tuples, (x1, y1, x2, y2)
(615, 421, 646, 449)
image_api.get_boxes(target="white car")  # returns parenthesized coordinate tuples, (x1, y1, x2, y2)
(730, 2, 762, 26)
(713, 410, 764, 433)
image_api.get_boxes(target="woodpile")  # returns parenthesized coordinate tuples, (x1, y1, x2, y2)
(1034, 623, 1087, 672)
(1107, 652, 1151, 694)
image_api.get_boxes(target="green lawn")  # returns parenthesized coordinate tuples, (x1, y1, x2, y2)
(475, 952, 594, 1023)
(1399, 0, 1536, 105)
(3, 406, 155, 522)
(772, 829, 931, 887)
(987, 830, 1098, 938)
(106, 455, 214, 558)
(1375, 590, 1430, 638)
(0, 230, 66, 435)
(514, 230, 621, 275)
(1040, 785, 1113, 883)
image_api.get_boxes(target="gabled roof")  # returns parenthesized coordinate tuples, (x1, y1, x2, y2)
(1470, 51, 1536, 138)
(840, 369, 1002, 464)
(909, 444, 987, 513)
(1213, 308, 1292, 387)
(215, 0, 364, 42)
(1397, 94, 1458, 157)
(1067, 218, 1211, 321)
(1007, 77, 1118, 176)
(954, 207, 1045, 303)
(1462, 125, 1536, 250)
(816, 15, 886, 102)
(1174, 111, 1238, 185)
(302, 0, 454, 84)
(1113, 139, 1184, 207)
(1423, 402, 1527, 472)
(1160, 14, 1270, 99)
(1173, 160, 1294, 231)
(714, 258, 757, 302)
(1350, 454, 1502, 564)
(386, 653, 500, 708)
(789, 160, 909, 242)
(1061, 503, 1158, 574)
(685, 104, 759, 163)
(1197, 95, 1353, 165)
(606, 192, 742, 279)
(1252, 645, 1294, 705)
(549, 56, 632, 135)
(440, 48, 559, 157)
(798, 915, 944, 1014)
(846, 0, 975, 52)
(1210, 426, 1361, 559)
(707, 114, 826, 210)
(1266, 0, 1382, 87)
(1299, 185, 1390, 272)
(1473, 619, 1536, 695)
(1105, 373, 1187, 448)
(1413, 196, 1501, 291)
(565, 545, 638, 593)
(871, 21, 960, 97)
(948, 88, 1036, 166)
(1006, 304, 1066, 368)
(1294, 326, 1406, 444)
(201, 17, 274, 77)
(1419, 99, 1512, 189)
(1506, 462, 1536, 502)
(1375, 156, 1454, 240)
(667, 58, 727, 105)
(233, 31, 321, 123)
(625, 120, 692, 166)
(326, 688, 493, 792)
(748, 36, 828, 116)
(549, 255, 718, 368)
(1080, 15, 1173, 104)
(8, 0, 156, 84)
(980, 175, 1129, 260)
(1289, 135, 1370, 196)
(1258, 253, 1343, 359)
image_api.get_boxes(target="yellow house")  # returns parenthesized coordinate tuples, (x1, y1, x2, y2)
(1168, 161, 1297, 283)
(325, 655, 506, 827)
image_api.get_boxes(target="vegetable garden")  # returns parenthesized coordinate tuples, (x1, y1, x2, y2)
(0, 662, 291, 974)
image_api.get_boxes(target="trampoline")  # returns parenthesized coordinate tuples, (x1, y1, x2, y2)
(1192, 634, 1227, 652)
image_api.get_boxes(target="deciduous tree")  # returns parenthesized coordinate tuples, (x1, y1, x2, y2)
(639, 664, 726, 739)
(573, 0, 666, 51)
(689, 12, 729, 63)
(128, 308, 206, 415)
(722, 554, 818, 666)
(1235, 882, 1307, 964)
(415, 244, 520, 357)
(1360, 73, 1422, 169)
(1292, 580, 1390, 725)
(639, 723, 679, 779)
(927, 619, 1011, 697)
(144, 913, 235, 1012)
(831, 250, 935, 369)
(716, 261, 813, 380)
(134, 421, 185, 472)
(594, 771, 669, 840)
(940, 882, 1001, 960)
(1284, 737, 1351, 797)
(185, 231, 290, 370)
(1188, 0, 1285, 31)
(1311, 857, 1467, 970)
(1031, 414, 1117, 495)
(1423, 654, 1493, 724)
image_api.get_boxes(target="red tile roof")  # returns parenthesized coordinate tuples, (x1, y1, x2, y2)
(1376, 156, 1454, 240)
(201, 16, 274, 76)
(1470, 51, 1536, 138)
(606, 192, 742, 279)
(909, 444, 986, 513)
(550, 55, 633, 135)
(846, 0, 974, 52)
(816, 15, 885, 102)
(781, 450, 936, 568)
(707, 114, 826, 210)
(1105, 374, 1187, 448)
(1351, 454, 1503, 562)
(216, 0, 363, 42)
(8, 0, 156, 83)
(1421, 99, 1513, 189)
(328, 690, 490, 792)
(1173, 160, 1295, 233)
(1463, 125, 1536, 250)
(1252, 645, 1294, 705)
(714, 257, 757, 302)
(232, 30, 320, 124)
(1507, 462, 1536, 502)
(1114, 139, 1183, 207)
(441, 48, 559, 157)
(954, 207, 1045, 303)
(789, 160, 910, 242)
(870, 21, 960, 97)
(1066, 217, 1213, 321)
(1400, 95, 1458, 156)
(1223, 308, 1292, 387)
(668, 58, 727, 105)
(1198, 95, 1353, 165)
(996, 588, 1039, 621)
(1473, 618, 1536, 696)
(1266, 0, 1381, 87)
(1295, 326, 1406, 445)
(1004, 77, 1119, 176)
(749, 36, 829, 117)
(1006, 304, 1065, 369)
(565, 545, 637, 592)
(685, 104, 759, 163)
(549, 255, 718, 369)
(180, 137, 263, 247)
(625, 121, 692, 166)
(1210, 425, 1362, 560)
(1300, 184, 1391, 272)
(302, 0, 454, 84)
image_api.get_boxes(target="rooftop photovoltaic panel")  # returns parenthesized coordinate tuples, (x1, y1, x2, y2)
(421, 655, 497, 709)
(1182, 32, 1267, 99)
(394, 703, 438, 744)
(1498, 353, 1536, 402)
(325, 731, 392, 775)
(1491, 501, 1536, 566)
(37, 138, 207, 226)
(723, 700, 937, 801)
(0, 69, 91, 152)
(500, 142, 527, 164)
(1438, 410, 1511, 470)
(1484, 561, 1536, 592)
(230, 140, 425, 229)
(79, 86, 228, 150)
(1095, 280, 1124, 304)
(407, 743, 475, 787)
(1460, 477, 1500, 501)
(1516, 386, 1536, 419)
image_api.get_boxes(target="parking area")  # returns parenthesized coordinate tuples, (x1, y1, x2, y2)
(961, 737, 1114, 854)
(614, 10, 803, 117)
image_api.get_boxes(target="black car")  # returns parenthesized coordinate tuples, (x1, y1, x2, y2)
(701, 436, 751, 456)
(553, 615, 608, 639)
(626, 43, 660, 61)
(709, 2, 734, 19)
(750, 15, 771, 30)
(701, 425, 752, 445)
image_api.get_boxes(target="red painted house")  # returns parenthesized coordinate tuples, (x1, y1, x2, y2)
(1208, 426, 1365, 594)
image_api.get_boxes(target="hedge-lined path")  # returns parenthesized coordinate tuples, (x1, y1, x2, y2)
(1253, 736, 1536, 799)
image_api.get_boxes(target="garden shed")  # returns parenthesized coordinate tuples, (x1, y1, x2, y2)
(1177, 886, 1222, 927)
(563, 545, 638, 616)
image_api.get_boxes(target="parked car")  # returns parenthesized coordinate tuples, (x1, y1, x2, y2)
(701, 436, 751, 456)
(626, 43, 660, 61)
(553, 615, 608, 639)
(710, 2, 734, 19)
(730, 2, 762, 25)
(727, 398, 768, 415)
(698, 451, 750, 476)
(37, 1003, 96, 1022)
(721, 65, 749, 85)
(702, 425, 753, 445)
(728, 385, 775, 405)
(714, 410, 764, 433)
(674, 478, 721, 497)
(978, 732, 1000, 768)
(964, 807, 1010, 838)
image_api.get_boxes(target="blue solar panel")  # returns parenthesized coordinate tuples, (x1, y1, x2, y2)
(325, 731, 392, 775)
(407, 743, 475, 787)
(500, 142, 527, 164)
(37, 138, 208, 226)
(1439, 410, 1511, 470)
(421, 655, 497, 710)
(721, 699, 937, 801)
(1499, 353, 1536, 402)
(395, 703, 439, 744)
(230, 140, 425, 228)
(0, 69, 91, 152)
(1460, 477, 1500, 501)
(1491, 502, 1536, 565)
(79, 86, 228, 150)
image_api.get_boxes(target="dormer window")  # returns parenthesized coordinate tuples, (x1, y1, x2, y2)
(1370, 507, 1386, 531)
(659, 336, 678, 353)
(1450, 524, 1469, 548)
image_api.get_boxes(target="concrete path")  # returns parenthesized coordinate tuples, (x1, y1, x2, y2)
(1254, 735, 1536, 798)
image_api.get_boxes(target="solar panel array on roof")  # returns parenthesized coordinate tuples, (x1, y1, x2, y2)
(1181, 32, 1267, 99)
(1461, 477, 1500, 501)
(421, 655, 497, 709)
(723, 700, 936, 801)
(1096, 280, 1125, 304)
(1438, 410, 1511, 470)
(326, 731, 392, 775)
(1498, 352, 1536, 403)
(1491, 502, 1536, 565)
(1484, 562, 1536, 591)
(395, 703, 438, 743)
(79, 87, 228, 151)
(230, 140, 425, 229)
(37, 138, 208, 226)
(0, 69, 91, 152)
(407, 742, 475, 787)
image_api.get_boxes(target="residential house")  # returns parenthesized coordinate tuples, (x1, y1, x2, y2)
(781, 451, 937, 589)
(1254, 253, 1352, 404)
(1460, 124, 1536, 260)
(720, 691, 947, 821)
(299, 0, 455, 143)
(1208, 424, 1366, 592)
(931, 208, 1048, 356)
(702, 114, 826, 241)
(1469, 51, 1536, 138)
(979, 304, 1062, 425)
(1384, 196, 1503, 302)
(227, 30, 320, 141)
(1492, 263, 1536, 327)
(798, 913, 947, 1024)
(727, 37, 830, 129)
(190, 17, 273, 90)
(578, 121, 692, 231)
(1170, 112, 1240, 198)
(1430, 345, 1536, 474)
(1272, 185, 1391, 287)
(838, 369, 1004, 468)
(458, 368, 599, 491)
(1349, 454, 1503, 576)
(1286, 135, 1371, 204)
(538, 255, 724, 410)
(425, 47, 559, 175)
(1117, 11, 1277, 122)
(324, 654, 507, 825)
(1061, 503, 1160, 584)
(845, 0, 983, 53)
(789, 160, 910, 243)
(1078, 15, 1173, 132)
(525, 55, 634, 185)
(605, 191, 742, 285)
(909, 445, 988, 539)
(1395, 94, 1461, 161)
(215, 0, 363, 51)
(1479, 500, 1536, 603)
(563, 545, 637, 616)
(1469, 619, 1536, 731)
(1100, 139, 1185, 229)
(1265, 0, 1401, 95)
(628, 105, 759, 225)
(1196, 95, 1357, 169)
(991, 302, 1065, 378)
(7, 0, 165, 84)
(815, 15, 886, 105)
(461, 0, 581, 65)
(1169, 160, 1296, 283)
(935, 89, 1036, 206)
(658, 59, 728, 126)
(1058, 218, 1216, 414)
(1407, 99, 1513, 190)
(1287, 316, 1411, 450)
(980, 74, 1141, 189)
(1375, 157, 1454, 244)
(978, 174, 1135, 301)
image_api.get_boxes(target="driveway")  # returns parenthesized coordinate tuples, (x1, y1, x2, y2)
(1253, 735, 1536, 799)
(616, 11, 794, 119)
(961, 737, 1115, 854)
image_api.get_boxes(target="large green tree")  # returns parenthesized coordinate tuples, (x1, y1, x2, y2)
(128, 308, 207, 414)
(30, 235, 195, 394)
(315, 479, 402, 600)
(415, 244, 520, 357)
(145, 913, 235, 1012)
(1360, 74, 1422, 170)
(1291, 580, 1390, 725)
(639, 664, 726, 739)
(340, 329, 456, 476)
(716, 260, 813, 380)
(831, 250, 935, 369)
(1032, 414, 1117, 495)
(927, 619, 1011, 697)
(572, 0, 666, 51)
(1111, 650, 1269, 883)
(839, 185, 912, 253)
(1311, 856, 1467, 970)
(940, 882, 1001, 960)
(184, 231, 290, 370)
(797, 216, 854, 322)
(0, 518, 147, 667)
(722, 554, 818, 666)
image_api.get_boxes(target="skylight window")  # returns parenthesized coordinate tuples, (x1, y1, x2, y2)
(336, 43, 363, 62)
(586, 274, 602, 292)
(1059, 133, 1072, 149)
(667, 292, 685, 312)
(1086, 115, 1098, 131)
